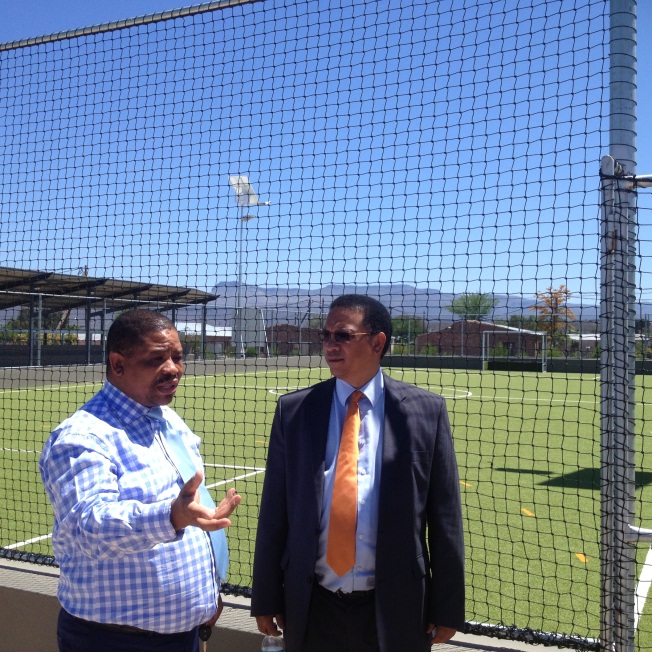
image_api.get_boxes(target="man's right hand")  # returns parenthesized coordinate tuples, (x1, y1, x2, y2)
(255, 614, 285, 636)
(170, 471, 241, 531)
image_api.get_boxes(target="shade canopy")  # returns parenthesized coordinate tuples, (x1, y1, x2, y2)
(0, 267, 218, 317)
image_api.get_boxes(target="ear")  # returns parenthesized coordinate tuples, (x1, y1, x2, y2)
(372, 332, 386, 356)
(108, 351, 126, 377)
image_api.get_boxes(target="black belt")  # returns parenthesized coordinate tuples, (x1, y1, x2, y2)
(316, 583, 375, 603)
(67, 612, 167, 637)
(88, 622, 163, 636)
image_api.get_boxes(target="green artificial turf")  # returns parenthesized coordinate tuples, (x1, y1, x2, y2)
(3, 365, 652, 646)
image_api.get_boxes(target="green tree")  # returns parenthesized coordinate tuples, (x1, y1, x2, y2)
(445, 293, 498, 321)
(308, 314, 326, 329)
(391, 315, 426, 343)
(508, 314, 540, 330)
(5, 308, 30, 329)
(5, 308, 64, 330)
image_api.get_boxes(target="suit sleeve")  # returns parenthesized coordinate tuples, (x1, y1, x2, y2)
(427, 399, 465, 629)
(251, 398, 288, 617)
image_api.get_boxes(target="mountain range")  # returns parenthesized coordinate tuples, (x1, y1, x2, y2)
(174, 281, 613, 326)
(5, 281, 652, 330)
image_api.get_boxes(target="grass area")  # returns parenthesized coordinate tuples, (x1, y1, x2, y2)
(2, 365, 652, 646)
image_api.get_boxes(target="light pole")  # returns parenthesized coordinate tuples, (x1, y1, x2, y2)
(228, 176, 270, 358)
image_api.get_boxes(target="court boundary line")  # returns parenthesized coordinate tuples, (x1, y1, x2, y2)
(635, 545, 652, 631)
(4, 464, 265, 551)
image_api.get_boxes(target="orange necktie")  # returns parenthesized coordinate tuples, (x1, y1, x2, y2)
(326, 390, 364, 576)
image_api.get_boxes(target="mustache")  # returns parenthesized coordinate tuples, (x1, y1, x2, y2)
(157, 373, 180, 383)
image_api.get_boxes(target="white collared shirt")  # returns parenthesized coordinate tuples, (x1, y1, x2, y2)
(315, 368, 385, 592)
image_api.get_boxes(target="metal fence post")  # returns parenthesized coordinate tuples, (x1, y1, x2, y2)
(601, 2, 638, 650)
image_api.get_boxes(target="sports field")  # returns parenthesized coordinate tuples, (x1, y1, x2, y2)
(3, 364, 652, 646)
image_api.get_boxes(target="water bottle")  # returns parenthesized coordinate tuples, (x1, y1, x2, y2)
(261, 634, 285, 651)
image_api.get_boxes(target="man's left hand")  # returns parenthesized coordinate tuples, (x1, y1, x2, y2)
(204, 594, 224, 627)
(427, 624, 456, 645)
(171, 472, 241, 531)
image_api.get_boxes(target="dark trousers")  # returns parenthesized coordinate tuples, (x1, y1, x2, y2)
(57, 609, 199, 652)
(301, 584, 380, 652)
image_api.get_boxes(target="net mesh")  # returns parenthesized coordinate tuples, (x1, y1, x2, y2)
(2, 0, 643, 648)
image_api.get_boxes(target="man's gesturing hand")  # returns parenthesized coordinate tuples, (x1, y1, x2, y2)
(171, 471, 241, 531)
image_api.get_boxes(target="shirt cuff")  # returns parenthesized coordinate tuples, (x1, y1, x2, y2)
(148, 499, 181, 542)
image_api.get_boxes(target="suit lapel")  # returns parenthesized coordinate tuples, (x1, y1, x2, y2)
(381, 374, 407, 464)
(307, 378, 336, 512)
(378, 375, 409, 552)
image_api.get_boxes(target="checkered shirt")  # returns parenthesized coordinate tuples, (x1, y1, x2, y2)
(39, 381, 219, 634)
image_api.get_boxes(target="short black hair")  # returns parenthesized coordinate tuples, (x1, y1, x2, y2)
(106, 309, 176, 373)
(329, 294, 392, 358)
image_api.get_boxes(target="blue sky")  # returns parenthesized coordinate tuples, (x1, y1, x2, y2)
(0, 1, 650, 306)
(1, 0, 648, 174)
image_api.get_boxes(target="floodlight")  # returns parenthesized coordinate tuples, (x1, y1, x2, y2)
(229, 175, 271, 358)
(229, 175, 260, 206)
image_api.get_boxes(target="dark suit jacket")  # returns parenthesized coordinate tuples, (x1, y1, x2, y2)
(251, 373, 465, 652)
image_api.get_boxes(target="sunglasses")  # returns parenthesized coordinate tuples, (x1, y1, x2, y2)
(318, 330, 372, 343)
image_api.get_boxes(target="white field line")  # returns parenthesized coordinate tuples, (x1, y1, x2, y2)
(207, 468, 266, 487)
(5, 466, 266, 551)
(0, 368, 319, 397)
(11, 491, 652, 632)
(187, 380, 473, 400)
(1, 447, 40, 454)
(635, 545, 652, 630)
(182, 368, 326, 387)
(0, 381, 102, 396)
(4, 532, 52, 549)
(184, 369, 472, 399)
(0, 369, 314, 397)
(3, 370, 637, 408)
(189, 384, 307, 394)
(468, 393, 599, 406)
(204, 463, 266, 472)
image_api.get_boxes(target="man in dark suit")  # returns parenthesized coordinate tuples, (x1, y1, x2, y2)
(252, 294, 464, 652)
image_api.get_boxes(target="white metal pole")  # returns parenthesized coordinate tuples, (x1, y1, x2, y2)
(602, 2, 638, 651)
(36, 293, 43, 367)
(236, 207, 244, 358)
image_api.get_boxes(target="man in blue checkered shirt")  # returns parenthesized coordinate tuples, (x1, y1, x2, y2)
(39, 309, 241, 652)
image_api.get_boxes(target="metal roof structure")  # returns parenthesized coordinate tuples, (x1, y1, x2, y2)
(0, 267, 218, 316)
